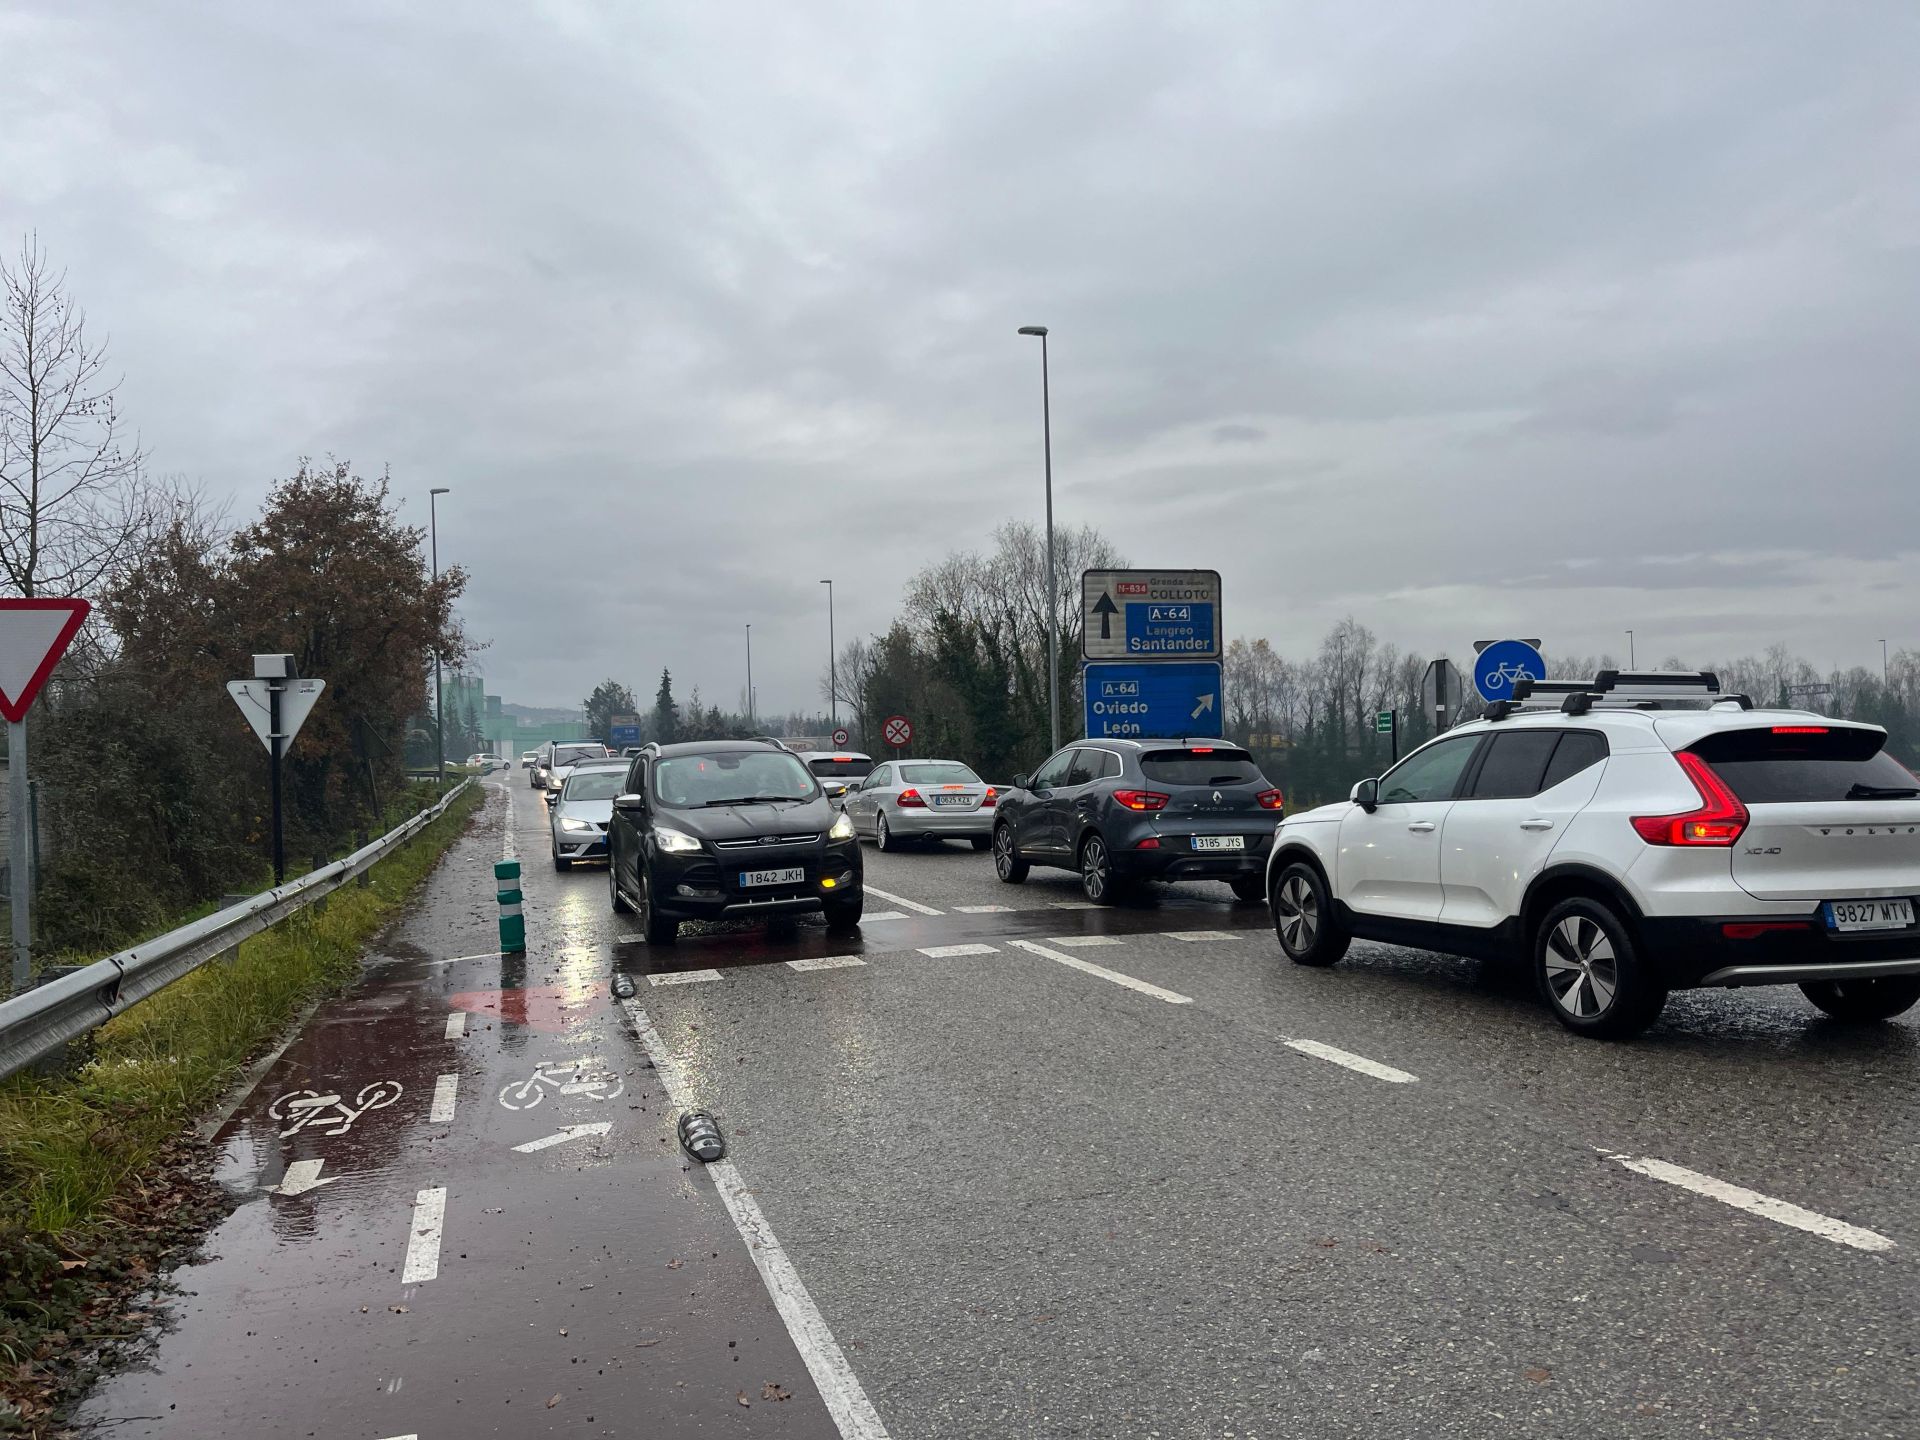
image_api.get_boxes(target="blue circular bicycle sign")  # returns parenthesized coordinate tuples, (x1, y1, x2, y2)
(1473, 639, 1546, 702)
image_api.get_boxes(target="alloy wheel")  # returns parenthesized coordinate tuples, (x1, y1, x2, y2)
(1081, 837, 1108, 901)
(1275, 874, 1318, 954)
(1544, 915, 1619, 1019)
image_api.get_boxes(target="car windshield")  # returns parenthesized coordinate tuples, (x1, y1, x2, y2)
(654, 751, 817, 808)
(1690, 728, 1918, 802)
(562, 770, 627, 801)
(899, 762, 979, 785)
(552, 745, 607, 766)
(807, 756, 874, 779)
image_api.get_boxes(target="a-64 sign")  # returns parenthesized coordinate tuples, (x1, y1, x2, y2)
(1081, 570, 1222, 661)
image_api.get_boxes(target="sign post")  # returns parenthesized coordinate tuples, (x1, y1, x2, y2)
(1, 598, 92, 989)
(1376, 708, 1398, 762)
(228, 656, 326, 886)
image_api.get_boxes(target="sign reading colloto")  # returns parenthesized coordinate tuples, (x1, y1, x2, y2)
(1081, 570, 1223, 661)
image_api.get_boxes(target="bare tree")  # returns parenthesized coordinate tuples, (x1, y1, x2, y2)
(0, 234, 154, 598)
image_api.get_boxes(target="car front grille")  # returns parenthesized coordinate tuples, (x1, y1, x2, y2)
(714, 834, 821, 850)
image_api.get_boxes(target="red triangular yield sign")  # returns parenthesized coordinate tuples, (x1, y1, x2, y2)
(0, 599, 91, 723)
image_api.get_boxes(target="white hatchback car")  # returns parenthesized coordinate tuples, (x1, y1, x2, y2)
(1265, 672, 1920, 1038)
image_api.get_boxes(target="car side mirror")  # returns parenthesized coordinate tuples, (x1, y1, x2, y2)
(614, 793, 645, 812)
(1011, 773, 1030, 792)
(1350, 778, 1379, 812)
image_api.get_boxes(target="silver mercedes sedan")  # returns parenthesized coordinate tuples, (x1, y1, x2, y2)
(842, 759, 997, 851)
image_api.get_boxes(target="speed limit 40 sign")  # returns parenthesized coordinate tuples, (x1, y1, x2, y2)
(881, 715, 913, 749)
(831, 727, 851, 747)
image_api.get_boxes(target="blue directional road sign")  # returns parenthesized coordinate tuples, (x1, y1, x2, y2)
(1083, 662, 1224, 740)
(1473, 639, 1547, 702)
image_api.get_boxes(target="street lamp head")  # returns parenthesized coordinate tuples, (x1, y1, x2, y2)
(430, 487, 450, 496)
(1017, 325, 1048, 337)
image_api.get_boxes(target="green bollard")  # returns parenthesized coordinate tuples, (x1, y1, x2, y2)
(494, 859, 525, 952)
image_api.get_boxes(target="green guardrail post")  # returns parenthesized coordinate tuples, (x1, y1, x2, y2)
(495, 859, 525, 952)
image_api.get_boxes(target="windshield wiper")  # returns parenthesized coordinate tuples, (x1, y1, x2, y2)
(701, 795, 804, 807)
(1846, 783, 1920, 800)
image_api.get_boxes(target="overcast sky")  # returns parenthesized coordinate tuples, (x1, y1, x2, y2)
(5, 1, 1917, 712)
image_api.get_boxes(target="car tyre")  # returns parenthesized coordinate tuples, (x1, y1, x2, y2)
(1534, 896, 1665, 1039)
(875, 812, 898, 853)
(993, 823, 1029, 884)
(1079, 833, 1127, 905)
(823, 892, 864, 932)
(552, 850, 571, 872)
(1271, 862, 1349, 967)
(1230, 875, 1265, 903)
(636, 864, 678, 946)
(969, 836, 991, 852)
(608, 853, 634, 914)
(1798, 975, 1920, 1023)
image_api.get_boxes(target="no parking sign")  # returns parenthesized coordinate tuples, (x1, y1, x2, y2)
(882, 715, 913, 750)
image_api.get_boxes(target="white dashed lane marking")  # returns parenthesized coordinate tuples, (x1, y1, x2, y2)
(1050, 901, 1100, 911)
(1164, 930, 1245, 943)
(1283, 1039, 1418, 1084)
(860, 911, 909, 922)
(860, 885, 943, 916)
(954, 904, 1016, 914)
(1045, 934, 1125, 948)
(1008, 939, 1193, 1005)
(401, 1187, 447, 1284)
(788, 955, 867, 972)
(918, 943, 999, 958)
(648, 969, 723, 987)
(1603, 1152, 1895, 1253)
(428, 1073, 459, 1123)
(443, 1012, 467, 1040)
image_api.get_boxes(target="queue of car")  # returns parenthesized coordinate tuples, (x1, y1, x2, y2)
(533, 675, 1920, 1043)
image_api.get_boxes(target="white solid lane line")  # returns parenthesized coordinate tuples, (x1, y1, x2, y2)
(1604, 1153, 1895, 1253)
(1008, 939, 1193, 1005)
(1284, 1038, 1418, 1084)
(620, 1000, 892, 1440)
(1164, 930, 1244, 943)
(401, 1187, 447, 1284)
(860, 885, 943, 916)
(788, 955, 867, 972)
(648, 969, 723, 986)
(428, 1072, 459, 1123)
(918, 943, 998, 958)
(1044, 934, 1124, 948)
(443, 1012, 467, 1039)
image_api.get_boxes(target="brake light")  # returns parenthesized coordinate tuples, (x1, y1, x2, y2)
(1631, 751, 1748, 846)
(1135, 837, 1161, 849)
(982, 787, 997, 808)
(1255, 789, 1284, 811)
(1771, 726, 1828, 735)
(1112, 789, 1169, 811)
(896, 788, 926, 808)
(1190, 747, 1214, 754)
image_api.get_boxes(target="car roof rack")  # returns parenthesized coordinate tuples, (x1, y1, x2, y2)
(1486, 670, 1749, 721)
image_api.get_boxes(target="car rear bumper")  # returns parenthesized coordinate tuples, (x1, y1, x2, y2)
(889, 807, 993, 837)
(1111, 829, 1271, 881)
(1641, 913, 1920, 988)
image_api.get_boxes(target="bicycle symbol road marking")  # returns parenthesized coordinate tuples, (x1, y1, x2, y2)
(268, 1081, 404, 1138)
(497, 1055, 626, 1110)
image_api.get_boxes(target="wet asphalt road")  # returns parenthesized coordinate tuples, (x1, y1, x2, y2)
(78, 778, 1920, 1438)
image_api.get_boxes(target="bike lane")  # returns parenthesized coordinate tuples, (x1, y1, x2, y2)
(75, 781, 846, 1439)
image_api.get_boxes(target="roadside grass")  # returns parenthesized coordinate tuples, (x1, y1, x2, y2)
(0, 784, 482, 1427)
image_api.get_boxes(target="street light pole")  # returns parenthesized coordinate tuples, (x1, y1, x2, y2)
(430, 487, 450, 787)
(1881, 638, 1889, 686)
(1625, 629, 1635, 668)
(1018, 325, 1060, 750)
(745, 624, 754, 729)
(820, 579, 836, 729)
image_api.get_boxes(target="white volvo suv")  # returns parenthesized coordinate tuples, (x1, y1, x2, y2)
(1264, 672, 1920, 1038)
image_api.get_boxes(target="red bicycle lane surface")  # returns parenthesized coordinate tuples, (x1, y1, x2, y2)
(75, 785, 847, 1439)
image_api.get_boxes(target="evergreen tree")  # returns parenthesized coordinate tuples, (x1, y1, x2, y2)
(652, 668, 679, 744)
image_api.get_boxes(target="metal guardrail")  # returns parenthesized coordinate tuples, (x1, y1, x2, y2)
(0, 778, 474, 1082)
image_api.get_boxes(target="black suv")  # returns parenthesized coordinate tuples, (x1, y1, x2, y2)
(993, 739, 1283, 903)
(607, 739, 864, 943)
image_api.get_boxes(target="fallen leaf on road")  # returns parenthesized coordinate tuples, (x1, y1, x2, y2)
(388, 1305, 409, 1314)
(57, 1259, 86, 1271)
(547, 1393, 561, 1408)
(1524, 1367, 1552, 1384)
(559, 1328, 568, 1337)
(736, 1391, 751, 1408)
(635, 1339, 662, 1348)
(761, 1382, 791, 1402)
(666, 1259, 684, 1270)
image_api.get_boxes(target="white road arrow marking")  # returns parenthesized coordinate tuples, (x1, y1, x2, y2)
(265, 1158, 337, 1196)
(1191, 693, 1216, 719)
(513, 1121, 614, 1153)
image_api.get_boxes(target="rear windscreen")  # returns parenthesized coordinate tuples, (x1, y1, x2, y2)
(1690, 728, 1918, 803)
(1140, 750, 1263, 786)
(808, 757, 874, 779)
(900, 763, 979, 785)
(553, 744, 607, 765)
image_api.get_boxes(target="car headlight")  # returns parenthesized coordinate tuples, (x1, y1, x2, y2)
(654, 826, 702, 854)
(829, 811, 855, 841)
(559, 818, 596, 833)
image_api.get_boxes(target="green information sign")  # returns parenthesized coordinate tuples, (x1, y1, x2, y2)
(1375, 710, 1395, 735)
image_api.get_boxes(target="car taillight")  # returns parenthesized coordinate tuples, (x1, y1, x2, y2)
(1112, 789, 1169, 811)
(1631, 751, 1748, 846)
(896, 788, 927, 808)
(1255, 789, 1284, 811)
(1771, 726, 1827, 735)
(982, 788, 997, 808)
(1135, 837, 1161, 849)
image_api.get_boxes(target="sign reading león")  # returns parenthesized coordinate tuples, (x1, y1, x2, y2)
(1082, 570, 1222, 661)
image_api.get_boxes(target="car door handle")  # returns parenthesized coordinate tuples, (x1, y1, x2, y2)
(1407, 821, 1437, 833)
(1520, 819, 1555, 831)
